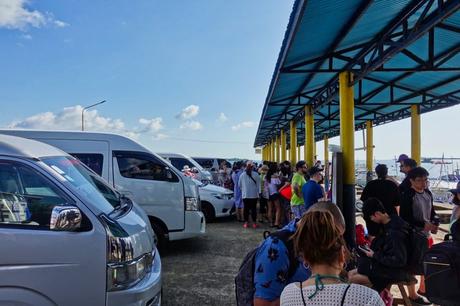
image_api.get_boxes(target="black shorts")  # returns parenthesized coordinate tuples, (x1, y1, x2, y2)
(269, 193, 280, 201)
(358, 256, 391, 292)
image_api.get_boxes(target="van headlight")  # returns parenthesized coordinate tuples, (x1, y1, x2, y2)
(185, 197, 200, 211)
(107, 251, 155, 291)
(100, 215, 155, 291)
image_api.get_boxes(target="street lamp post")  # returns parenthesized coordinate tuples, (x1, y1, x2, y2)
(81, 100, 106, 131)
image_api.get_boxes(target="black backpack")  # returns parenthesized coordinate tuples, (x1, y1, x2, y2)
(423, 233, 460, 306)
(405, 225, 429, 275)
(235, 229, 298, 306)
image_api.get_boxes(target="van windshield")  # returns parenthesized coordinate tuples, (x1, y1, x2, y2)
(42, 156, 118, 213)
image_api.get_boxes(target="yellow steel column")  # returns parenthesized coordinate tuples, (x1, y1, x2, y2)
(266, 142, 270, 161)
(289, 121, 297, 165)
(411, 105, 421, 165)
(340, 72, 355, 185)
(262, 145, 265, 161)
(324, 135, 329, 166)
(313, 141, 316, 162)
(297, 145, 301, 161)
(339, 71, 355, 248)
(324, 134, 329, 191)
(366, 121, 373, 172)
(275, 135, 280, 163)
(281, 130, 287, 162)
(270, 139, 275, 161)
(270, 139, 275, 162)
(305, 105, 314, 167)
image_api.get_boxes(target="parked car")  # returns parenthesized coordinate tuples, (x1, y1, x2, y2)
(0, 134, 161, 306)
(192, 179, 233, 221)
(0, 130, 205, 246)
(158, 153, 213, 184)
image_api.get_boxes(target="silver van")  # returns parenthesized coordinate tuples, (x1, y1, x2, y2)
(0, 130, 206, 246)
(0, 135, 161, 306)
(158, 153, 213, 184)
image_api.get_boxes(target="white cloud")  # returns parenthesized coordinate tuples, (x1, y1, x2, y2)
(139, 117, 164, 133)
(53, 20, 68, 27)
(7, 105, 125, 131)
(176, 104, 199, 120)
(231, 121, 256, 131)
(0, 0, 68, 30)
(20, 33, 32, 39)
(180, 120, 203, 130)
(217, 112, 228, 123)
(6, 105, 168, 140)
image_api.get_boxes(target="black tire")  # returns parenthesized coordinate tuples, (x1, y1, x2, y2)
(150, 221, 167, 251)
(201, 202, 216, 222)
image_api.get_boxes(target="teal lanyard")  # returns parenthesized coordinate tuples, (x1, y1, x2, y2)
(307, 274, 347, 299)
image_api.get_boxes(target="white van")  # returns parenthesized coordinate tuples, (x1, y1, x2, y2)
(0, 130, 205, 245)
(158, 153, 213, 184)
(0, 134, 161, 306)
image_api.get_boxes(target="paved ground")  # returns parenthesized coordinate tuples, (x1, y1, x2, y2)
(160, 206, 452, 306)
(161, 217, 263, 306)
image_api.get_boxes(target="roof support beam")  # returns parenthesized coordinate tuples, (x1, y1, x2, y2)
(272, 0, 373, 132)
(350, 0, 460, 85)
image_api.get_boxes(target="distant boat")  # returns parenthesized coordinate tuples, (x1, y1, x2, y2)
(429, 154, 458, 202)
(431, 159, 452, 165)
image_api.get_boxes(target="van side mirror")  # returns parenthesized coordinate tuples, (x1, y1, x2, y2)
(50, 206, 82, 231)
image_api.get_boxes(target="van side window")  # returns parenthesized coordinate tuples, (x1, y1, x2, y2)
(0, 161, 69, 229)
(70, 153, 103, 176)
(169, 157, 195, 172)
(115, 152, 179, 182)
(194, 158, 213, 169)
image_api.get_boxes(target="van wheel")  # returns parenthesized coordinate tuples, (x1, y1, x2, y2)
(201, 202, 215, 222)
(150, 222, 166, 250)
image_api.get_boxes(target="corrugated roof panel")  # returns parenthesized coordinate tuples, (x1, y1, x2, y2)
(435, 28, 460, 62)
(255, 0, 460, 146)
(270, 74, 306, 100)
(366, 89, 390, 103)
(432, 80, 460, 97)
(285, 0, 363, 66)
(384, 52, 421, 69)
(338, 0, 409, 49)
(398, 71, 459, 91)
(304, 73, 337, 92)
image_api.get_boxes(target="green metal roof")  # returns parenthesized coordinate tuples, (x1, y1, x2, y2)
(255, 0, 460, 147)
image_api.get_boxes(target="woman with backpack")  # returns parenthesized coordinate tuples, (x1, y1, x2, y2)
(265, 162, 282, 228)
(280, 210, 384, 306)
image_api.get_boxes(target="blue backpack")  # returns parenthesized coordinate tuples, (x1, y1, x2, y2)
(234, 230, 298, 306)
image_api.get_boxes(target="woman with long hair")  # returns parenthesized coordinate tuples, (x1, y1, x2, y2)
(265, 162, 282, 228)
(280, 210, 384, 305)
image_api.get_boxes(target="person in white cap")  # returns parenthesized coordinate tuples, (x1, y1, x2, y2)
(238, 161, 260, 228)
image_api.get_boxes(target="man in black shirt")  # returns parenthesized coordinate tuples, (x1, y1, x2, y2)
(349, 198, 411, 292)
(398, 158, 417, 196)
(361, 164, 399, 236)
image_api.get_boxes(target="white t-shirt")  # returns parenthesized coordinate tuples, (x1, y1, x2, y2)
(280, 283, 384, 306)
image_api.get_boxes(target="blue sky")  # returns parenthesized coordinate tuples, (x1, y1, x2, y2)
(1, 0, 459, 161)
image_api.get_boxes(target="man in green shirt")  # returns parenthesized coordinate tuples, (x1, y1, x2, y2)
(291, 160, 308, 219)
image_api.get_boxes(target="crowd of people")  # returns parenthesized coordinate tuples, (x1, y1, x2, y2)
(234, 154, 460, 306)
(229, 159, 326, 229)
